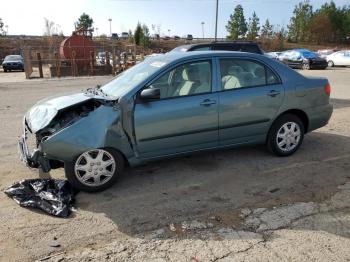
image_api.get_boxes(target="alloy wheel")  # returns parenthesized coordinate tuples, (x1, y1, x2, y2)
(74, 149, 116, 187)
(276, 122, 301, 152)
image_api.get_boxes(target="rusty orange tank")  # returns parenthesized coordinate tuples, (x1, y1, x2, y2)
(59, 34, 94, 66)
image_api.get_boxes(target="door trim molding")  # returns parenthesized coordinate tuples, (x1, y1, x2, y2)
(138, 126, 218, 142)
(219, 118, 270, 130)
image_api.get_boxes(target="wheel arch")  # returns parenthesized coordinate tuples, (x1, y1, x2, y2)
(271, 109, 309, 134)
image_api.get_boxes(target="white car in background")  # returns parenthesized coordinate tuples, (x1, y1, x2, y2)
(327, 50, 350, 67)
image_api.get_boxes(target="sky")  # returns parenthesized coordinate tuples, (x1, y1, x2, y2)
(1, 0, 349, 38)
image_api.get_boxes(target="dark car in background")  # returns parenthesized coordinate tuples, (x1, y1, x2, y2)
(278, 49, 327, 70)
(170, 41, 264, 55)
(2, 55, 24, 72)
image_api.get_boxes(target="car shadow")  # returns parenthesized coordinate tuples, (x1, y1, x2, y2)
(330, 98, 350, 109)
(75, 131, 350, 239)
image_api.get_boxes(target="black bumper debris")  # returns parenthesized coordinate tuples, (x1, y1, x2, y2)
(4, 179, 77, 217)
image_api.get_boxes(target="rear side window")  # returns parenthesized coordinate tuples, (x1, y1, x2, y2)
(242, 45, 261, 54)
(191, 46, 210, 51)
(213, 44, 240, 51)
(220, 58, 280, 90)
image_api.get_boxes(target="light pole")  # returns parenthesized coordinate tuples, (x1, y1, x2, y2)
(201, 22, 205, 39)
(5, 25, 8, 36)
(168, 29, 171, 37)
(95, 27, 99, 37)
(108, 18, 112, 36)
(215, 0, 219, 41)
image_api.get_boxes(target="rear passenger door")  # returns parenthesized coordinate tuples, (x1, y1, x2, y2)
(218, 57, 284, 145)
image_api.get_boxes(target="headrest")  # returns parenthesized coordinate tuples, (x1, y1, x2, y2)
(182, 67, 200, 82)
(228, 66, 243, 75)
(254, 67, 265, 78)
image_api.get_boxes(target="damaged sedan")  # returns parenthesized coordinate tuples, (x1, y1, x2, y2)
(19, 51, 333, 192)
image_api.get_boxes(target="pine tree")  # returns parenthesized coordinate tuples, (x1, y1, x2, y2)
(247, 11, 260, 40)
(287, 2, 313, 42)
(226, 4, 247, 39)
(134, 22, 142, 45)
(261, 19, 273, 39)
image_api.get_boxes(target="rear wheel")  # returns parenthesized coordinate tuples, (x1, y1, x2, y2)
(328, 60, 334, 67)
(267, 114, 305, 156)
(4, 69, 7, 72)
(64, 148, 124, 192)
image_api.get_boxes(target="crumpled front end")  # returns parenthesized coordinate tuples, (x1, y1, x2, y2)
(18, 117, 51, 172)
(18, 94, 106, 172)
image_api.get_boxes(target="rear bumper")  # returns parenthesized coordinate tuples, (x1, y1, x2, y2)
(307, 104, 333, 132)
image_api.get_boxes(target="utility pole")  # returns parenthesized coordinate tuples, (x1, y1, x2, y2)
(201, 22, 205, 39)
(108, 18, 112, 36)
(215, 0, 219, 41)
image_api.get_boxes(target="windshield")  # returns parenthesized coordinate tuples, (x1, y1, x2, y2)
(5, 55, 22, 61)
(300, 51, 318, 59)
(101, 57, 169, 98)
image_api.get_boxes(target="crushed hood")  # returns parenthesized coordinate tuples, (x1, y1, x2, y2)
(25, 92, 102, 133)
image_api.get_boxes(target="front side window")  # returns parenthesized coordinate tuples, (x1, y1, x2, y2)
(150, 60, 212, 99)
(220, 58, 279, 90)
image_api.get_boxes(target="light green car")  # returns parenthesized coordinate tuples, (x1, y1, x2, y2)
(19, 51, 333, 192)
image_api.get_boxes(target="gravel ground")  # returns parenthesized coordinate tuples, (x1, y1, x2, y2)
(0, 67, 349, 262)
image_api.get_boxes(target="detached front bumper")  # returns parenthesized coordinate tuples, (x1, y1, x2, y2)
(18, 118, 51, 172)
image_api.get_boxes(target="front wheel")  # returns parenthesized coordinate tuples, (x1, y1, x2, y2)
(267, 114, 305, 157)
(64, 148, 124, 192)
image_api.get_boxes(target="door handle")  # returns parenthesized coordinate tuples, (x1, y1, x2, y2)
(200, 99, 217, 106)
(267, 90, 280, 97)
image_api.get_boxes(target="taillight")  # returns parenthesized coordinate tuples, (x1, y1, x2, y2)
(324, 83, 331, 96)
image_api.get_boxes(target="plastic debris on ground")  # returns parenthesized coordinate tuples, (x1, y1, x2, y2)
(4, 179, 77, 218)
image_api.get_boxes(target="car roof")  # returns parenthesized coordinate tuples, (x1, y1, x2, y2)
(153, 50, 266, 63)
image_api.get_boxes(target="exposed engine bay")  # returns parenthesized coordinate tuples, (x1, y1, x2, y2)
(35, 99, 102, 145)
(19, 97, 111, 172)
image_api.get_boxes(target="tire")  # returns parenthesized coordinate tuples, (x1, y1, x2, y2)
(328, 60, 334, 67)
(267, 114, 305, 157)
(4, 69, 7, 72)
(64, 148, 124, 192)
(302, 62, 310, 70)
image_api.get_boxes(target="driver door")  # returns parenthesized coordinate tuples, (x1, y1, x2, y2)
(133, 59, 219, 159)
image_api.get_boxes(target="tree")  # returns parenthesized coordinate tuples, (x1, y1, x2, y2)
(75, 13, 94, 33)
(271, 26, 287, 51)
(308, 12, 333, 44)
(226, 4, 247, 39)
(247, 11, 260, 40)
(134, 22, 142, 45)
(43, 18, 55, 36)
(0, 18, 4, 35)
(287, 2, 313, 42)
(261, 19, 273, 39)
(134, 22, 150, 47)
(141, 24, 150, 47)
(313, 1, 350, 43)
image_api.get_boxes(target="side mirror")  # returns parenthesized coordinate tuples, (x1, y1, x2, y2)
(140, 86, 160, 101)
